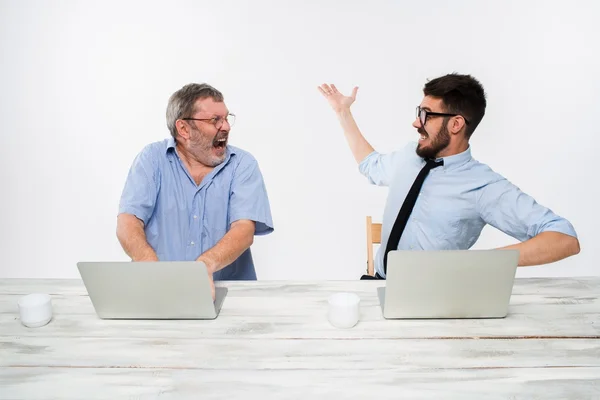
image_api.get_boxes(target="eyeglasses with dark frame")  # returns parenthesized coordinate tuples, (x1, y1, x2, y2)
(416, 106, 469, 126)
(181, 113, 236, 129)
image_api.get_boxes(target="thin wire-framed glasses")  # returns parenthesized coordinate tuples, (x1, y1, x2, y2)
(181, 113, 236, 129)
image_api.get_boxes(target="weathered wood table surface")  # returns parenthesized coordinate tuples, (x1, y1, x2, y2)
(1, 278, 599, 399)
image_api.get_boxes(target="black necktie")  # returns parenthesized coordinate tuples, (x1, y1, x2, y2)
(383, 158, 444, 274)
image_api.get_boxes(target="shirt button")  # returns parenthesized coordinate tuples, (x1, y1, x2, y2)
(190, 241, 195, 246)
(193, 215, 198, 219)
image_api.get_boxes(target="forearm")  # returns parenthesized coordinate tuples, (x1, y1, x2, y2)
(198, 220, 255, 273)
(336, 108, 375, 163)
(116, 213, 158, 261)
(500, 231, 580, 266)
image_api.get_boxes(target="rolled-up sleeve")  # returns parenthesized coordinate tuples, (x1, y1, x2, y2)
(476, 178, 577, 241)
(358, 151, 396, 186)
(229, 155, 274, 236)
(118, 146, 159, 226)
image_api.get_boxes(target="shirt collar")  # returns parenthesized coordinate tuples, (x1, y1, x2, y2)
(435, 145, 472, 171)
(166, 136, 176, 151)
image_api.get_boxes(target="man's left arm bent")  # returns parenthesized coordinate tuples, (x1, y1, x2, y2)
(197, 154, 274, 275)
(476, 178, 580, 266)
(197, 219, 256, 275)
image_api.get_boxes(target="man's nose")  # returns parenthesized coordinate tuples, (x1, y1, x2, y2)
(412, 117, 422, 129)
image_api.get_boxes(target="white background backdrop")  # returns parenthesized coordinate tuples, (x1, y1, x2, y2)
(1, 0, 598, 279)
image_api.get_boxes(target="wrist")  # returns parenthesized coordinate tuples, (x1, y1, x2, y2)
(198, 256, 217, 274)
(132, 250, 158, 262)
(335, 107, 352, 116)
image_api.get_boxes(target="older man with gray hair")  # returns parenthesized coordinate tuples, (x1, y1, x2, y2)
(117, 83, 273, 299)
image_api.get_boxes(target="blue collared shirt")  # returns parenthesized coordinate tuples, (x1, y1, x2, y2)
(359, 142, 577, 278)
(118, 138, 274, 280)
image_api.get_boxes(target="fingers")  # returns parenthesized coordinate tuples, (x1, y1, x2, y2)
(318, 83, 333, 96)
(317, 83, 358, 98)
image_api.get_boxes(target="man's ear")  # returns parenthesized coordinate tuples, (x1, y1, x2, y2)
(450, 116, 467, 136)
(176, 119, 191, 140)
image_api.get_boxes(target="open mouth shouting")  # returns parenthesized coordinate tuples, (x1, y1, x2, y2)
(212, 133, 228, 155)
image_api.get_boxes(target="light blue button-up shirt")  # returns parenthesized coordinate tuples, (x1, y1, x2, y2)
(359, 141, 577, 278)
(118, 138, 274, 280)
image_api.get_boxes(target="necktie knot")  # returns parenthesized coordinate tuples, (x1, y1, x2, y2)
(425, 159, 444, 169)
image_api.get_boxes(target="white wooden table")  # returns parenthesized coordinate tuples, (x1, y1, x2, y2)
(1, 278, 599, 399)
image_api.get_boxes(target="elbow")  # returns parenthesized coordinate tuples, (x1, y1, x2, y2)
(116, 213, 131, 241)
(116, 213, 144, 242)
(568, 236, 581, 257)
(557, 233, 580, 259)
(116, 215, 124, 242)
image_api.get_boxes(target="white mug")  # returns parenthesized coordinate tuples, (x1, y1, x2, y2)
(328, 292, 360, 329)
(18, 293, 53, 328)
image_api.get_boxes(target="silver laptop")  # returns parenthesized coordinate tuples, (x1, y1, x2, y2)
(378, 250, 519, 319)
(77, 261, 227, 319)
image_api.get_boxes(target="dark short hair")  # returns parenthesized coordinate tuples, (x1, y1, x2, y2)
(166, 83, 224, 139)
(423, 73, 486, 138)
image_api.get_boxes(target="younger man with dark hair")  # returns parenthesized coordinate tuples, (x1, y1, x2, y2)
(318, 73, 579, 279)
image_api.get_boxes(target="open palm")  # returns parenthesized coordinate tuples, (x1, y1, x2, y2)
(318, 83, 358, 112)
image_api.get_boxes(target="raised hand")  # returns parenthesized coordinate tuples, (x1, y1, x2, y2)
(318, 83, 359, 113)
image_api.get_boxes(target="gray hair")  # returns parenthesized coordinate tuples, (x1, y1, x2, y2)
(166, 83, 224, 139)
